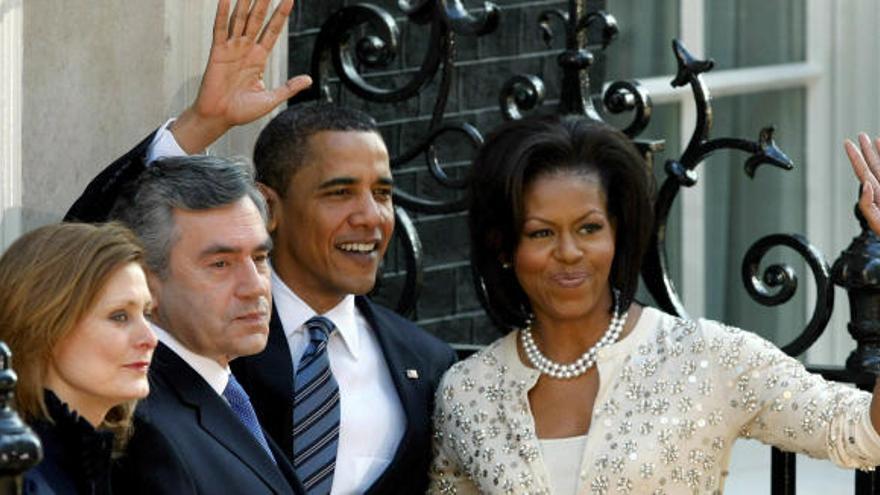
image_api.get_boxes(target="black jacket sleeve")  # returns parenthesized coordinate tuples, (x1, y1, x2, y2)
(64, 131, 157, 223)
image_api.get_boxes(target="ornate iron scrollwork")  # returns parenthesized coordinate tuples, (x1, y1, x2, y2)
(296, 2, 835, 351)
(390, 123, 482, 214)
(741, 234, 834, 357)
(641, 40, 798, 322)
(389, 207, 424, 317)
(602, 80, 652, 138)
(499, 75, 546, 121)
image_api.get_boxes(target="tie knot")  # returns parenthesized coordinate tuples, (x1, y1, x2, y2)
(305, 316, 335, 342)
(223, 374, 248, 405)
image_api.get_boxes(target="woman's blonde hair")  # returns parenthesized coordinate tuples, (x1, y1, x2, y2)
(0, 222, 145, 450)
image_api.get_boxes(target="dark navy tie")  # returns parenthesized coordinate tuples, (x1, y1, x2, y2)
(223, 373, 276, 464)
(293, 316, 340, 494)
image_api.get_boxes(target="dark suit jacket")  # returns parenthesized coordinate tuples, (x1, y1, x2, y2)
(114, 344, 304, 495)
(66, 135, 303, 493)
(232, 297, 457, 495)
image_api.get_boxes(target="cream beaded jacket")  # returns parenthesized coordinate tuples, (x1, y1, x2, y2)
(429, 307, 880, 495)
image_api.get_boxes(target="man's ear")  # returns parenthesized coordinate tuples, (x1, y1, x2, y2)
(257, 182, 281, 234)
(146, 270, 162, 314)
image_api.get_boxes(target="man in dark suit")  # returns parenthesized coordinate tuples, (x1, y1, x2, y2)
(64, 1, 311, 493)
(106, 156, 302, 494)
(231, 104, 457, 495)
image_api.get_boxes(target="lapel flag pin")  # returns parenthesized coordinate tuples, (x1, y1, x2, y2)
(406, 369, 419, 379)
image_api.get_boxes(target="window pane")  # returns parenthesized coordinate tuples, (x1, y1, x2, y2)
(706, 0, 806, 69)
(703, 89, 806, 347)
(605, 1, 679, 79)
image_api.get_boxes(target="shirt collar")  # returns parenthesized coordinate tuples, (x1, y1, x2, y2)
(271, 268, 361, 360)
(151, 323, 230, 396)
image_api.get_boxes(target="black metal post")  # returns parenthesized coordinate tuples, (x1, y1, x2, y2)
(832, 192, 880, 493)
(771, 447, 796, 495)
(0, 342, 41, 494)
(832, 195, 880, 375)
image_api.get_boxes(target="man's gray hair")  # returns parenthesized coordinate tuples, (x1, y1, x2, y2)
(111, 155, 268, 277)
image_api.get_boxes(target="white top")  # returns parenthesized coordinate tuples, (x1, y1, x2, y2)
(272, 269, 405, 495)
(539, 435, 588, 495)
(151, 324, 230, 396)
(430, 307, 880, 494)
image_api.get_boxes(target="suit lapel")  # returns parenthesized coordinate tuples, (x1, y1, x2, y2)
(233, 305, 296, 460)
(153, 344, 293, 494)
(354, 297, 425, 491)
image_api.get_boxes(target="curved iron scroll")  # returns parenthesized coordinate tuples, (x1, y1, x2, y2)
(390, 123, 483, 214)
(640, 40, 796, 321)
(741, 234, 835, 357)
(499, 75, 547, 121)
(294, 4, 828, 344)
(390, 207, 423, 317)
(603, 80, 652, 138)
(369, 207, 424, 319)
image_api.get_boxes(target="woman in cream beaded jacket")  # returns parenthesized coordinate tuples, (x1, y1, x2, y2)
(428, 115, 880, 495)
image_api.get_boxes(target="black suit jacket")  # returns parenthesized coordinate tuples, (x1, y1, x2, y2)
(232, 296, 457, 495)
(114, 344, 304, 495)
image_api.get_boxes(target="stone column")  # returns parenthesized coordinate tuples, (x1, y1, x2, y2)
(0, 0, 22, 249)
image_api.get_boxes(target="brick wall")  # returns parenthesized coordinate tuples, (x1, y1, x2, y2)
(288, 0, 606, 346)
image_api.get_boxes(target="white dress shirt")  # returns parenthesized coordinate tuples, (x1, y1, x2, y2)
(273, 269, 406, 495)
(151, 324, 230, 396)
(146, 119, 186, 164)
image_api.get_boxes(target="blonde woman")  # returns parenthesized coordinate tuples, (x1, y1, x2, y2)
(0, 223, 156, 494)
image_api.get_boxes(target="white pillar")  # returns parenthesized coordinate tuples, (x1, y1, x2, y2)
(0, 0, 23, 248)
(679, 0, 706, 318)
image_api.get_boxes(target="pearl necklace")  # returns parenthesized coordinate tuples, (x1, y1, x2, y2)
(520, 300, 628, 380)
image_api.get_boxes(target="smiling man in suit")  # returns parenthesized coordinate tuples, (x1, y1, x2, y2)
(231, 104, 457, 494)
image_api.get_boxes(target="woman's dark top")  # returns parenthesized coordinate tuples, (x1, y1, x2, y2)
(24, 390, 115, 495)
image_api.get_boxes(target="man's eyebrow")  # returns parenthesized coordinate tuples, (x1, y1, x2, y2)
(317, 177, 357, 189)
(198, 245, 240, 258)
(198, 238, 273, 258)
(317, 176, 395, 189)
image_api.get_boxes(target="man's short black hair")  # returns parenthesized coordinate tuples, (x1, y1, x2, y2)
(253, 103, 379, 195)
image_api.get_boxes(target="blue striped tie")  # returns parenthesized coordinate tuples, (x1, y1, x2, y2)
(293, 316, 340, 494)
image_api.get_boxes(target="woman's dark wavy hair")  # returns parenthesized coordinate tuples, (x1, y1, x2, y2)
(468, 114, 655, 330)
